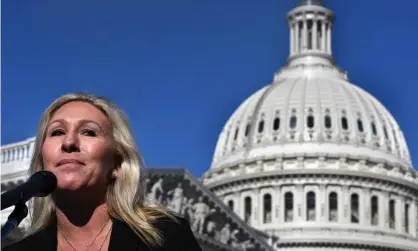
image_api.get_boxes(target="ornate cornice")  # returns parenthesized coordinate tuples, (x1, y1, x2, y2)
(145, 168, 275, 251)
(208, 171, 418, 198)
(204, 156, 418, 192)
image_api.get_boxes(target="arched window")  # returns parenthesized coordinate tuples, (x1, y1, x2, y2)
(357, 119, 364, 132)
(244, 197, 252, 223)
(371, 196, 379, 226)
(329, 192, 338, 222)
(245, 123, 250, 137)
(383, 126, 389, 139)
(306, 191, 316, 221)
(228, 200, 234, 211)
(371, 122, 377, 136)
(350, 193, 359, 223)
(284, 192, 293, 222)
(234, 127, 239, 140)
(290, 116, 297, 129)
(389, 199, 395, 229)
(341, 117, 349, 130)
(263, 194, 272, 224)
(258, 120, 264, 133)
(307, 115, 314, 128)
(324, 115, 332, 129)
(273, 117, 280, 131)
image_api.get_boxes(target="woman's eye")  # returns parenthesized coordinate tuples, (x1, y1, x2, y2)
(50, 130, 65, 136)
(82, 130, 96, 137)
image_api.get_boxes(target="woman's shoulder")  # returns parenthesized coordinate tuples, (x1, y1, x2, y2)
(151, 215, 190, 231)
(150, 215, 202, 250)
(2, 231, 47, 251)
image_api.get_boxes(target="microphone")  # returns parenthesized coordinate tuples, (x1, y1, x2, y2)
(1, 171, 57, 210)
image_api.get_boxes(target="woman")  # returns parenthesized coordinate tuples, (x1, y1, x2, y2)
(4, 93, 202, 251)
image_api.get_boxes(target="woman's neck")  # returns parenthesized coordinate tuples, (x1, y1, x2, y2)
(54, 193, 111, 241)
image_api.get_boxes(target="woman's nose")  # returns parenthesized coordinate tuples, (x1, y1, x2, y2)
(61, 132, 80, 153)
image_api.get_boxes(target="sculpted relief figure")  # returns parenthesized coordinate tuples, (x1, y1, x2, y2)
(145, 177, 259, 251)
(230, 230, 255, 251)
(192, 196, 216, 234)
(166, 183, 184, 213)
(148, 178, 164, 203)
(219, 223, 231, 244)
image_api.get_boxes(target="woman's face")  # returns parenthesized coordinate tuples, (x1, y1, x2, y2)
(42, 101, 118, 192)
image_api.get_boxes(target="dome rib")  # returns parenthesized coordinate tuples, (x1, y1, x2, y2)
(350, 84, 379, 147)
(299, 77, 308, 142)
(327, 78, 340, 139)
(375, 99, 399, 157)
(281, 77, 300, 140)
(334, 80, 354, 141)
(346, 83, 373, 146)
(358, 86, 385, 148)
(314, 78, 323, 142)
(245, 80, 284, 155)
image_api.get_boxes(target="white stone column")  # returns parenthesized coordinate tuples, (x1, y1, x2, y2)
(312, 18, 317, 50)
(296, 185, 303, 222)
(327, 22, 332, 53)
(399, 197, 406, 232)
(360, 190, 367, 225)
(338, 187, 344, 223)
(342, 186, 349, 223)
(363, 189, 370, 225)
(255, 190, 260, 226)
(380, 192, 388, 228)
(295, 21, 300, 54)
(321, 21, 326, 52)
(320, 185, 326, 222)
(258, 190, 263, 225)
(235, 192, 241, 219)
(29, 141, 35, 159)
(411, 200, 417, 237)
(239, 192, 244, 220)
(414, 200, 417, 237)
(274, 186, 281, 224)
(290, 23, 295, 55)
(302, 19, 308, 51)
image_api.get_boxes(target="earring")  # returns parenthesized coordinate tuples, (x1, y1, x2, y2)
(111, 172, 117, 179)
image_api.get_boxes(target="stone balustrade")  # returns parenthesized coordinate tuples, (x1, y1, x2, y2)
(1, 137, 36, 164)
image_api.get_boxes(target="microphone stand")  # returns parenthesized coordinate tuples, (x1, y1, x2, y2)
(1, 202, 28, 240)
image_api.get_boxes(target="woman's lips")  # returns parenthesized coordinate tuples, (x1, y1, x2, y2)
(56, 159, 85, 168)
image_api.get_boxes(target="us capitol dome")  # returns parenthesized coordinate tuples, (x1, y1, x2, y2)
(201, 0, 418, 250)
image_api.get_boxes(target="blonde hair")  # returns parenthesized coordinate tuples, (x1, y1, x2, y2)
(28, 92, 175, 248)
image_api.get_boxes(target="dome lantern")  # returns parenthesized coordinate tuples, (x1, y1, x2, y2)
(287, 0, 335, 67)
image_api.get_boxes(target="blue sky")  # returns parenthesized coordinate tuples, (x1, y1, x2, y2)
(2, 0, 418, 177)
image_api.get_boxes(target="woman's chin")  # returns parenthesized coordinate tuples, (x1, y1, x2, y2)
(57, 179, 85, 192)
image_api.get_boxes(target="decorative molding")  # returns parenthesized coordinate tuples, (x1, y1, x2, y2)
(145, 168, 275, 251)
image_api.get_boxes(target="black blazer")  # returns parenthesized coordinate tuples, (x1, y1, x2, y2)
(3, 216, 202, 251)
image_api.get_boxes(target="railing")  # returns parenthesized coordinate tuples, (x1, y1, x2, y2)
(1, 137, 36, 164)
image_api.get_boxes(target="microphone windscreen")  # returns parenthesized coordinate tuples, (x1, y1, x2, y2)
(30, 171, 57, 197)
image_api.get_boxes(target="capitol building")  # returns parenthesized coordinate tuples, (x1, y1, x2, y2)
(2, 0, 418, 250)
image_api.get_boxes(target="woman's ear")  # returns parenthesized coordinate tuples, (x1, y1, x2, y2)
(111, 169, 118, 179)
(111, 154, 123, 179)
